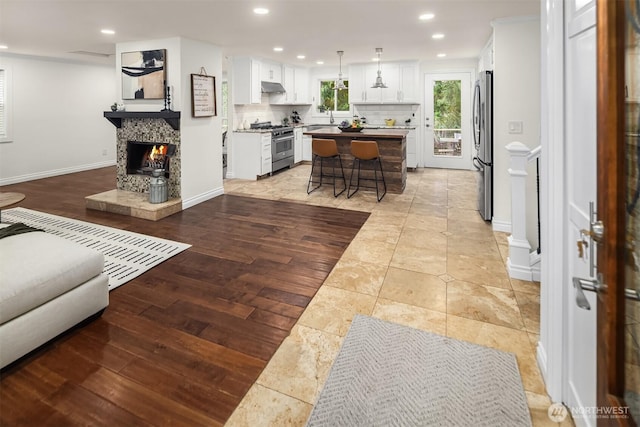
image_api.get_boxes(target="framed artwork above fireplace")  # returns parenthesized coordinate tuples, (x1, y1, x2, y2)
(121, 49, 166, 100)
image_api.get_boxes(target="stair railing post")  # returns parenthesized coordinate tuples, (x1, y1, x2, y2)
(506, 141, 533, 280)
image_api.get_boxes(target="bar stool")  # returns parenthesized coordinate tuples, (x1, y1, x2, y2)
(307, 138, 347, 197)
(347, 140, 387, 202)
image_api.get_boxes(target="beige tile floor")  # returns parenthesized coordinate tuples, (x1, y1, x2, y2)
(223, 165, 574, 427)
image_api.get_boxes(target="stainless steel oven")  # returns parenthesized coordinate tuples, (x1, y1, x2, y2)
(271, 127, 294, 172)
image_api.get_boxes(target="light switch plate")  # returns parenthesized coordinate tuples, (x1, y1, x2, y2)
(508, 121, 523, 134)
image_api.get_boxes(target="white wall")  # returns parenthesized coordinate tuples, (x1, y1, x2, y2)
(178, 38, 224, 207)
(116, 37, 224, 208)
(492, 17, 541, 246)
(0, 54, 115, 185)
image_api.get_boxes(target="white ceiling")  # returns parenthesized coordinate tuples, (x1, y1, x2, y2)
(0, 0, 540, 67)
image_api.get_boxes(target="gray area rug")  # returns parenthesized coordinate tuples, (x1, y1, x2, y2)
(306, 315, 532, 427)
(2, 207, 190, 291)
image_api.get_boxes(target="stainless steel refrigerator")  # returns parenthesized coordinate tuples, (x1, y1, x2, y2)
(472, 71, 493, 221)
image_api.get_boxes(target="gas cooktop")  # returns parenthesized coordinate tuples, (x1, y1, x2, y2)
(250, 121, 292, 131)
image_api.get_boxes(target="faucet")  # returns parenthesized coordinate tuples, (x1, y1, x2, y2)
(329, 110, 334, 124)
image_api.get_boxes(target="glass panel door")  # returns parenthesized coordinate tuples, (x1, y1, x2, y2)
(424, 73, 471, 169)
(625, 0, 640, 421)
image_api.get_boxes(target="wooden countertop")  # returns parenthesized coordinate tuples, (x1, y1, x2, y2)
(303, 127, 409, 139)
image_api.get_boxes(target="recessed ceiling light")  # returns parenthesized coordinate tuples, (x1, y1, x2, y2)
(0, 45, 7, 49)
(253, 7, 269, 15)
(432, 33, 445, 39)
(297, 55, 306, 59)
(273, 47, 283, 52)
(101, 29, 115, 35)
(372, 57, 380, 61)
(437, 53, 446, 58)
(316, 60, 324, 65)
(419, 13, 435, 20)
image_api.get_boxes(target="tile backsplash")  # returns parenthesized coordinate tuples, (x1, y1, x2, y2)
(353, 104, 421, 126)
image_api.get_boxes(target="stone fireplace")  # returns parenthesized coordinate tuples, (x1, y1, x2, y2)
(86, 112, 183, 221)
(115, 117, 181, 199)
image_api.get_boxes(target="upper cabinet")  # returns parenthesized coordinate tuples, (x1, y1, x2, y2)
(232, 57, 262, 104)
(233, 57, 310, 105)
(270, 66, 310, 105)
(348, 61, 419, 104)
(261, 60, 282, 83)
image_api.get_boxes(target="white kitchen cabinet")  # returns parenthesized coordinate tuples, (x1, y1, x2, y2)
(302, 131, 312, 161)
(294, 127, 303, 163)
(233, 132, 272, 179)
(261, 60, 282, 83)
(232, 57, 261, 105)
(348, 64, 371, 103)
(398, 63, 419, 103)
(271, 66, 310, 105)
(406, 128, 417, 168)
(349, 62, 418, 104)
(294, 67, 309, 104)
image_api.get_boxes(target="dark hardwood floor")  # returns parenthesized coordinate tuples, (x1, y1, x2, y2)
(0, 167, 369, 426)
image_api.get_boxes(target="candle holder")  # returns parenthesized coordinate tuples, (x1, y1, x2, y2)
(162, 85, 172, 111)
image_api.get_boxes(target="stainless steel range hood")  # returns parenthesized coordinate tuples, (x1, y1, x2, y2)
(261, 81, 286, 93)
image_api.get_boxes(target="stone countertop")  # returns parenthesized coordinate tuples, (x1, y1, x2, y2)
(297, 123, 415, 129)
(362, 124, 416, 129)
(303, 127, 409, 139)
(233, 129, 272, 134)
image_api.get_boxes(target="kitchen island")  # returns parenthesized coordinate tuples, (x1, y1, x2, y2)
(303, 127, 408, 194)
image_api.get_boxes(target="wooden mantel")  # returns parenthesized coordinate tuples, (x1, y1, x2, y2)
(103, 111, 181, 131)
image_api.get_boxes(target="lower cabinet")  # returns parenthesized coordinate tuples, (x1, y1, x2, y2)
(406, 129, 417, 168)
(233, 132, 272, 179)
(302, 132, 312, 161)
(294, 127, 303, 163)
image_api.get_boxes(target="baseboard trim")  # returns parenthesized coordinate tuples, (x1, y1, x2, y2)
(507, 258, 533, 281)
(0, 161, 116, 186)
(492, 219, 512, 233)
(536, 341, 549, 388)
(182, 187, 224, 210)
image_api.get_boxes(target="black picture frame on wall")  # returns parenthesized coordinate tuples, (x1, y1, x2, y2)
(121, 49, 166, 100)
(191, 74, 216, 117)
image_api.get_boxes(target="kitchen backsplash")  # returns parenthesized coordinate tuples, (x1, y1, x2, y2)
(354, 104, 421, 126)
(233, 94, 421, 129)
(233, 94, 311, 129)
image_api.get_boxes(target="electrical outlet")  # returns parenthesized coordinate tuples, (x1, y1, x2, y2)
(508, 121, 523, 134)
(102, 149, 108, 156)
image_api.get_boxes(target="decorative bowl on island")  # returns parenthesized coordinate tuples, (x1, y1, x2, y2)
(338, 126, 364, 132)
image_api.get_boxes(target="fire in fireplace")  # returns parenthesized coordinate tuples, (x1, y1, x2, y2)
(126, 141, 176, 176)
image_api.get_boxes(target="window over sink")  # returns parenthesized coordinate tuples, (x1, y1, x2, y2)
(318, 79, 349, 113)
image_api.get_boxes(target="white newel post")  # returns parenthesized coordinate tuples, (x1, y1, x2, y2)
(506, 141, 533, 280)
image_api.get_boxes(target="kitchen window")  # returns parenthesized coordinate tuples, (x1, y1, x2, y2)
(318, 79, 349, 113)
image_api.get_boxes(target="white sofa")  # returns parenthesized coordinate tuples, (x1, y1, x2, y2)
(0, 225, 109, 368)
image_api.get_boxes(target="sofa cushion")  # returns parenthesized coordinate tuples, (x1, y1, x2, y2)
(0, 230, 105, 324)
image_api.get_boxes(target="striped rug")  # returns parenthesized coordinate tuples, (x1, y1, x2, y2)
(1, 207, 190, 291)
(306, 315, 532, 427)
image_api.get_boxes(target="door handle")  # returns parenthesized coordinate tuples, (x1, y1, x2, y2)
(572, 275, 605, 310)
(626, 288, 640, 301)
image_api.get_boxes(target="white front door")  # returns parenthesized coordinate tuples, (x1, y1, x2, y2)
(564, 1, 598, 425)
(424, 72, 472, 169)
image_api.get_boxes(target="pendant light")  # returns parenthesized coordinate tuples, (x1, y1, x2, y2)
(371, 47, 388, 89)
(335, 50, 347, 90)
